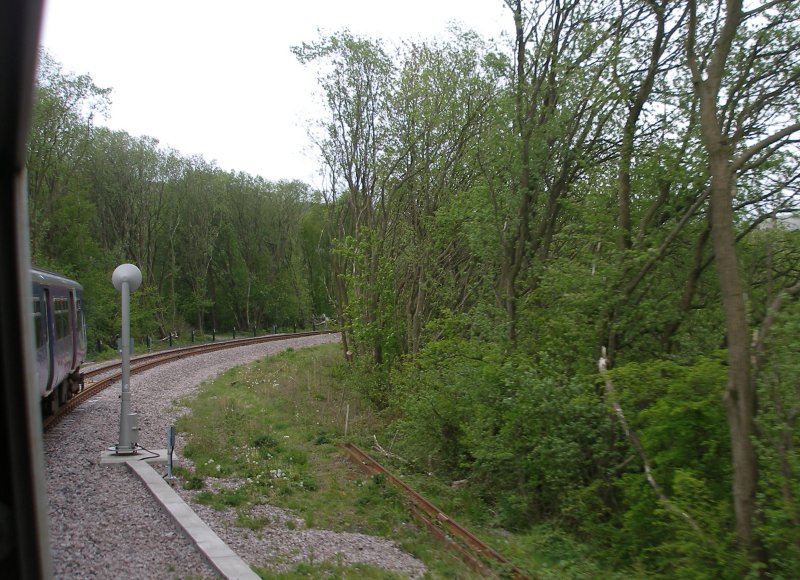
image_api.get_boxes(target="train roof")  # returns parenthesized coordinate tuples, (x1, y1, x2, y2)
(31, 267, 83, 291)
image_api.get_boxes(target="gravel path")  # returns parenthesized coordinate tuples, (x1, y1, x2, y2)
(44, 334, 427, 579)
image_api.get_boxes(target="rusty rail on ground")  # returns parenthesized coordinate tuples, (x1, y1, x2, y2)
(340, 442, 530, 579)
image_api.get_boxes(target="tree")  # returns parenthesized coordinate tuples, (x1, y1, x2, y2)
(294, 32, 395, 364)
(388, 32, 494, 353)
(298, 200, 334, 320)
(174, 157, 222, 334)
(27, 50, 110, 265)
(490, 0, 619, 342)
(685, 0, 800, 563)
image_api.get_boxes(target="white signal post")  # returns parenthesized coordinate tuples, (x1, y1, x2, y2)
(112, 263, 142, 455)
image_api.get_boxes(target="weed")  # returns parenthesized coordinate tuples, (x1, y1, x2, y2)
(298, 475, 318, 491)
(182, 474, 204, 491)
(313, 431, 332, 445)
(253, 434, 280, 449)
(195, 487, 248, 510)
(235, 512, 269, 530)
(285, 449, 308, 466)
(274, 561, 408, 579)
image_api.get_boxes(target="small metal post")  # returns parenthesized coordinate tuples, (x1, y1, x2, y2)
(273, 324, 277, 334)
(233, 327, 236, 339)
(147, 335, 152, 352)
(191, 330, 195, 343)
(167, 425, 176, 479)
(212, 328, 215, 341)
(169, 332, 173, 347)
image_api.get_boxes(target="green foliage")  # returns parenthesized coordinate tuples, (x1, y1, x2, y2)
(314, 431, 333, 445)
(755, 297, 800, 576)
(176, 344, 484, 577)
(28, 50, 110, 266)
(596, 355, 741, 576)
(27, 53, 332, 347)
(613, 356, 731, 492)
(27, 13, 800, 578)
(494, 524, 635, 580)
(195, 487, 249, 510)
(389, 342, 751, 576)
(265, 561, 408, 579)
(182, 475, 204, 491)
(253, 434, 280, 450)
(391, 332, 615, 530)
(390, 333, 500, 476)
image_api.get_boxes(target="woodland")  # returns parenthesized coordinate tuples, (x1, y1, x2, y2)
(29, 0, 800, 577)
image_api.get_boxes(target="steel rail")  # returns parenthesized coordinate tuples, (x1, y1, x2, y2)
(82, 331, 332, 380)
(341, 442, 530, 579)
(43, 331, 334, 432)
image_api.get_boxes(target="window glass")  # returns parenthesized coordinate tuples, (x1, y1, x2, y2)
(54, 297, 69, 339)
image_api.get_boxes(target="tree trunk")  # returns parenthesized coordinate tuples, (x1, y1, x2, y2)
(707, 145, 759, 555)
(687, 0, 764, 561)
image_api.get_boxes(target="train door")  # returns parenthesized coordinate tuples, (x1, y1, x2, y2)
(52, 292, 72, 404)
(74, 291, 87, 361)
(69, 290, 77, 369)
(35, 288, 53, 394)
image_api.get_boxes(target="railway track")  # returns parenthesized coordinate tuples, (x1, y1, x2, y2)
(341, 442, 531, 579)
(44, 330, 528, 577)
(42, 331, 333, 432)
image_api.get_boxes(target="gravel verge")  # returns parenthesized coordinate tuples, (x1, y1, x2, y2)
(44, 333, 427, 579)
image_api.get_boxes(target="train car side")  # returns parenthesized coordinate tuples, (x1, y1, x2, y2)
(31, 267, 87, 414)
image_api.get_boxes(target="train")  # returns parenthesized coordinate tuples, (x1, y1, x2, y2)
(31, 267, 87, 415)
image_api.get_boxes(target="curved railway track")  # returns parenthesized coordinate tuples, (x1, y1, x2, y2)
(44, 330, 529, 578)
(42, 331, 334, 432)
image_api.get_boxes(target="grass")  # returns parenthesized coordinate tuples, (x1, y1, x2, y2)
(175, 342, 633, 579)
(175, 343, 477, 578)
(259, 561, 409, 579)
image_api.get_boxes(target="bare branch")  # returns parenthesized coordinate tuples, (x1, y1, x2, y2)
(597, 349, 719, 546)
(752, 280, 800, 375)
(743, 0, 793, 19)
(733, 122, 800, 172)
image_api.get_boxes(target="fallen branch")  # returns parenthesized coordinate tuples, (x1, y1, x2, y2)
(373, 434, 411, 465)
(598, 348, 717, 547)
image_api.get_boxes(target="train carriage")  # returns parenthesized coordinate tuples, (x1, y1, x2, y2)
(31, 267, 87, 414)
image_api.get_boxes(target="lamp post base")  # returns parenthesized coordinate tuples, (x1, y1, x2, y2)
(107, 444, 138, 456)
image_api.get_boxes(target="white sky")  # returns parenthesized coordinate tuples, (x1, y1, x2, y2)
(40, 0, 510, 187)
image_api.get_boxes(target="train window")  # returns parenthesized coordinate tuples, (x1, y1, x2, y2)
(54, 297, 70, 339)
(33, 297, 43, 348)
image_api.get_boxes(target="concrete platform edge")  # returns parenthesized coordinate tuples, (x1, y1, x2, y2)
(126, 459, 260, 580)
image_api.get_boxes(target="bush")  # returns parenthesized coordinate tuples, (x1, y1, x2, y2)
(391, 337, 615, 529)
(596, 354, 740, 576)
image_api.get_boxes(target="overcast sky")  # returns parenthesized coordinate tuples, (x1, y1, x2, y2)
(40, 0, 510, 187)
